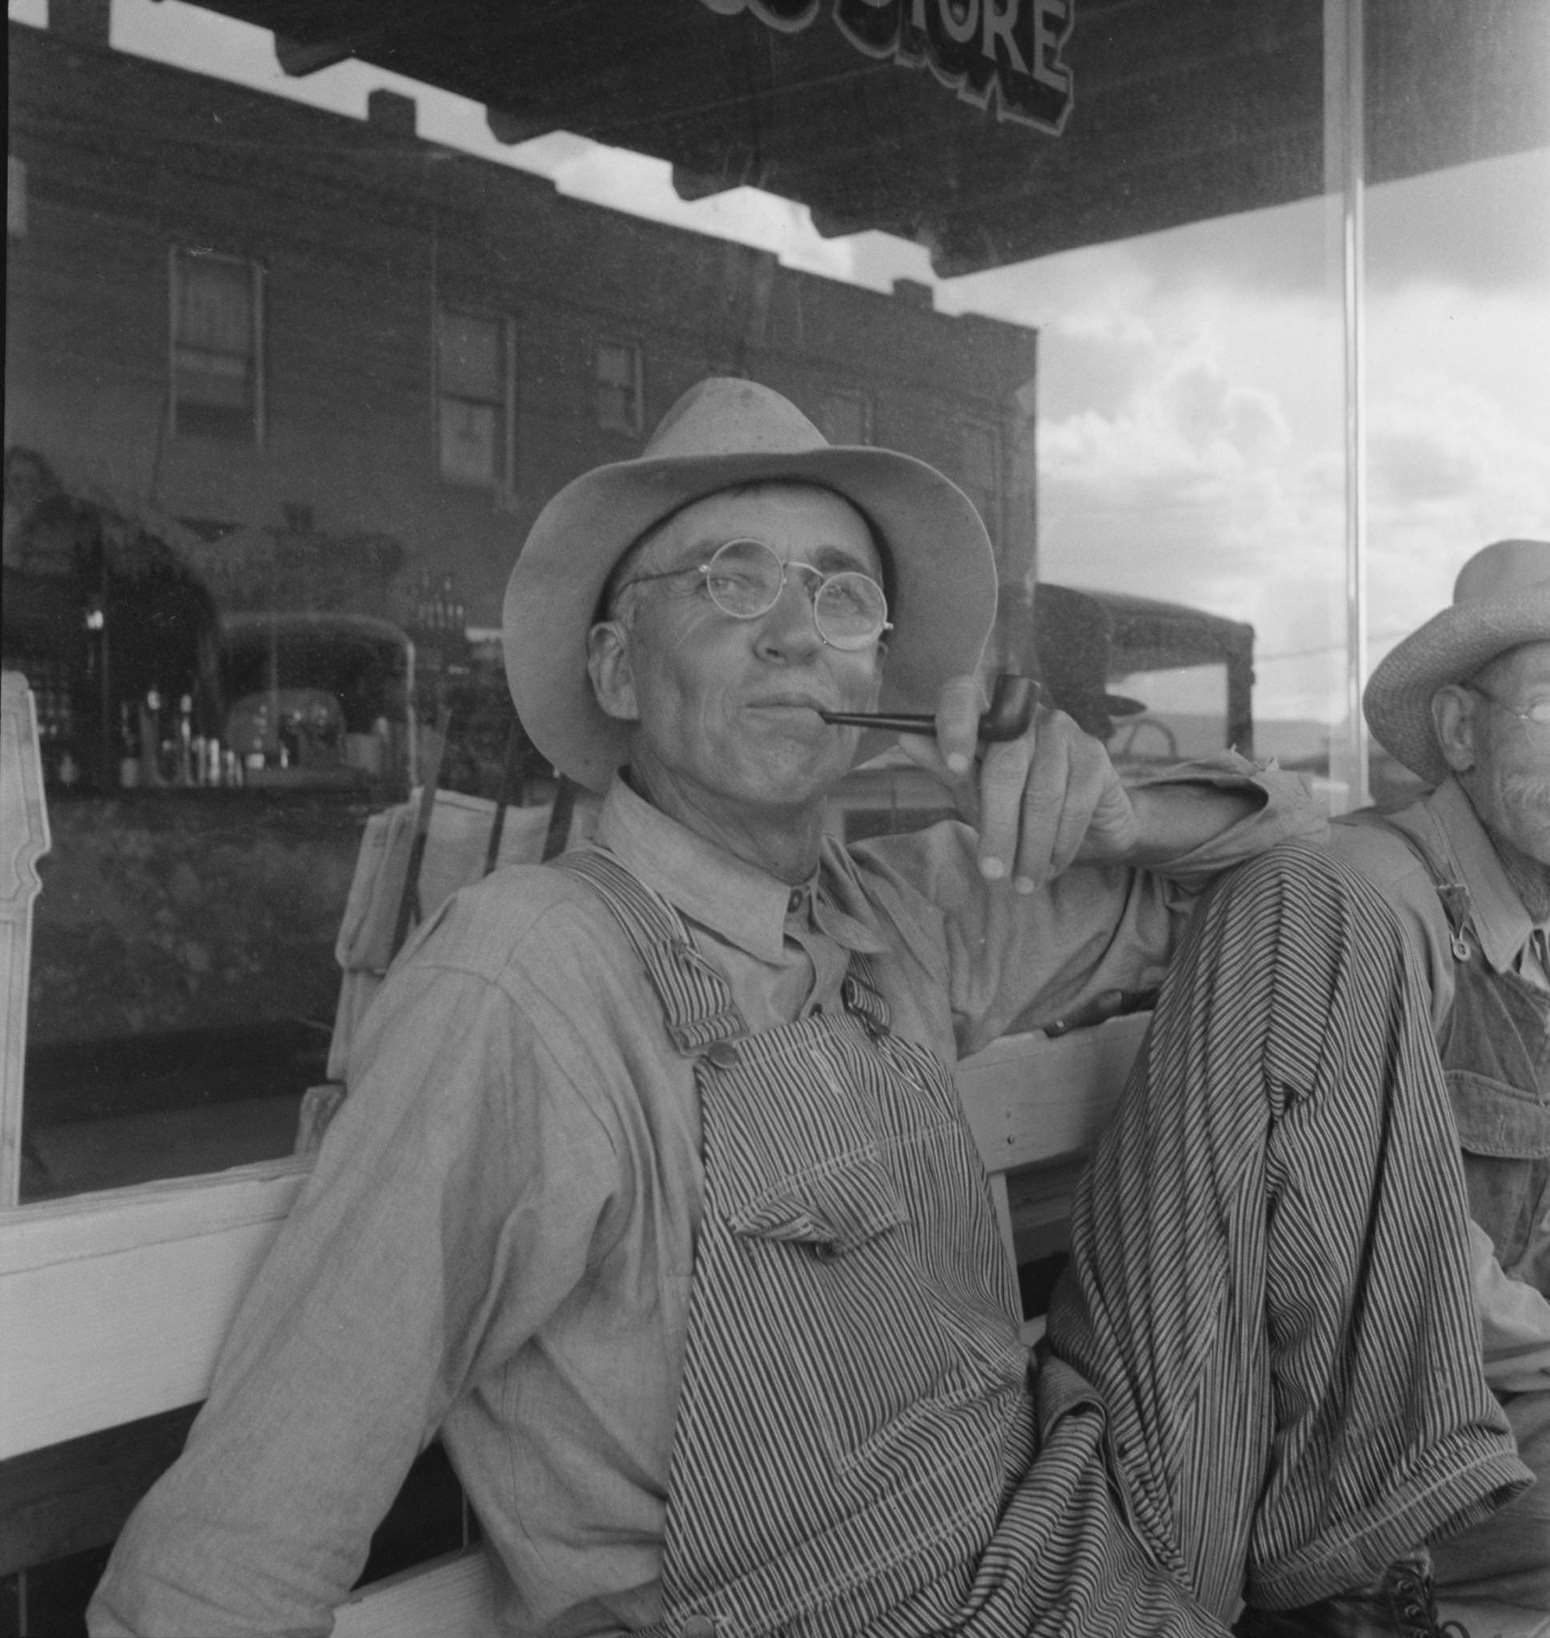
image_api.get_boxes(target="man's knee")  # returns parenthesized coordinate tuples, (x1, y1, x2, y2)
(1191, 841, 1409, 975)
(1154, 841, 1423, 1097)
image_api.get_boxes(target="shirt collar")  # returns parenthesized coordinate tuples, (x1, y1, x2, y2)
(1433, 777, 1546, 973)
(593, 774, 882, 961)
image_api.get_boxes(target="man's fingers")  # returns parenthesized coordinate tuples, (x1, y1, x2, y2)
(925, 685, 1132, 890)
(934, 674, 986, 777)
(1041, 730, 1128, 880)
(975, 731, 1040, 881)
(1009, 710, 1083, 888)
(981, 711, 1134, 891)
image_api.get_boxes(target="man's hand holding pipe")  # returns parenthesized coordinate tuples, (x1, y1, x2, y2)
(897, 673, 1264, 892)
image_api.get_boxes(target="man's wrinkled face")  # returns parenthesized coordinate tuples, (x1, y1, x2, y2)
(1454, 639, 1550, 867)
(587, 483, 888, 824)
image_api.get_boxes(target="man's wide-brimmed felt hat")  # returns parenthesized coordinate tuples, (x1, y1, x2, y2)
(1364, 538, 1550, 784)
(503, 377, 998, 791)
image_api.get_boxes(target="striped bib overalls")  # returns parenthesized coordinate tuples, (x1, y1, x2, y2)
(561, 847, 1040, 1636)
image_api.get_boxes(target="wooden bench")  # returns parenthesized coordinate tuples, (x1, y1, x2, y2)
(0, 1020, 1143, 1634)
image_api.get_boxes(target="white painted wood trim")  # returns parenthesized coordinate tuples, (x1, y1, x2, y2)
(955, 1012, 1149, 1173)
(1, 1020, 1150, 1463)
(0, 671, 51, 1209)
(0, 1159, 306, 1457)
(0, 1019, 1154, 1463)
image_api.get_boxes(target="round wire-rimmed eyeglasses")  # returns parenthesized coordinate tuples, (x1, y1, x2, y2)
(1462, 682, 1550, 727)
(612, 536, 892, 651)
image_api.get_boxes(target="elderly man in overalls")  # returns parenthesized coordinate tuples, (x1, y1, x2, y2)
(91, 381, 1526, 1638)
(1330, 539, 1550, 1611)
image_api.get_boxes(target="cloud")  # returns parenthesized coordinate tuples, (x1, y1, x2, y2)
(1364, 369, 1550, 644)
(1370, 376, 1550, 526)
(1032, 331, 1352, 719)
(1032, 281, 1550, 719)
(1366, 149, 1550, 297)
(1041, 353, 1293, 520)
(1033, 316, 1159, 422)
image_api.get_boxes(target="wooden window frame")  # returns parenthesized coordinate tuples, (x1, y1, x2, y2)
(434, 307, 518, 496)
(591, 338, 644, 438)
(167, 246, 265, 445)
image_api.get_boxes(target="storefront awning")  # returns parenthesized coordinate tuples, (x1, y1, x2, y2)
(156, 0, 1548, 274)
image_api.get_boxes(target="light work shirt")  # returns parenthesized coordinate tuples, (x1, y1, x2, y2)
(90, 756, 1320, 1638)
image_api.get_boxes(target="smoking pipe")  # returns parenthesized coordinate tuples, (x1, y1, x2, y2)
(819, 673, 1041, 744)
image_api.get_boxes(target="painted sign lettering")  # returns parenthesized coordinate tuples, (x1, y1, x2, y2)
(698, 0, 1074, 134)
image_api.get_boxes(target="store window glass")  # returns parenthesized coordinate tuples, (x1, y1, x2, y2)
(3, 0, 1546, 1210)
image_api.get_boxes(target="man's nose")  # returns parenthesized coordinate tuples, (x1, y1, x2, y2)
(755, 573, 824, 655)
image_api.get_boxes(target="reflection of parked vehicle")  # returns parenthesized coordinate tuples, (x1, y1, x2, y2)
(220, 612, 416, 789)
(831, 584, 1255, 842)
(1097, 589, 1254, 768)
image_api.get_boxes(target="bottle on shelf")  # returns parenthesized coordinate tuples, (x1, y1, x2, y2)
(118, 700, 141, 789)
(140, 689, 163, 787)
(243, 699, 270, 776)
(277, 710, 300, 771)
(176, 694, 194, 786)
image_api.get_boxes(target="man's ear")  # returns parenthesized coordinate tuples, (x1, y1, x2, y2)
(1432, 683, 1477, 774)
(587, 620, 639, 723)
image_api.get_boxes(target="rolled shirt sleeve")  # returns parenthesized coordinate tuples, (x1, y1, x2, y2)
(844, 751, 1326, 1056)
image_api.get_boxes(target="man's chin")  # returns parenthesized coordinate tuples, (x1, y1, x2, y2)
(732, 751, 851, 811)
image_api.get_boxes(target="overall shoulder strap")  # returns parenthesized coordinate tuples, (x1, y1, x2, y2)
(557, 847, 749, 1053)
(1399, 803, 1478, 959)
(1350, 805, 1475, 959)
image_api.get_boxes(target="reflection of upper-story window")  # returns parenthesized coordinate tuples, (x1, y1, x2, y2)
(437, 308, 516, 490)
(959, 418, 1002, 534)
(593, 340, 643, 436)
(170, 249, 263, 442)
(815, 389, 871, 446)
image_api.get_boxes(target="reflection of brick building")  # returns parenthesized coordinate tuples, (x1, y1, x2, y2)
(3, 2, 1041, 1079)
(6, 3, 1040, 654)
